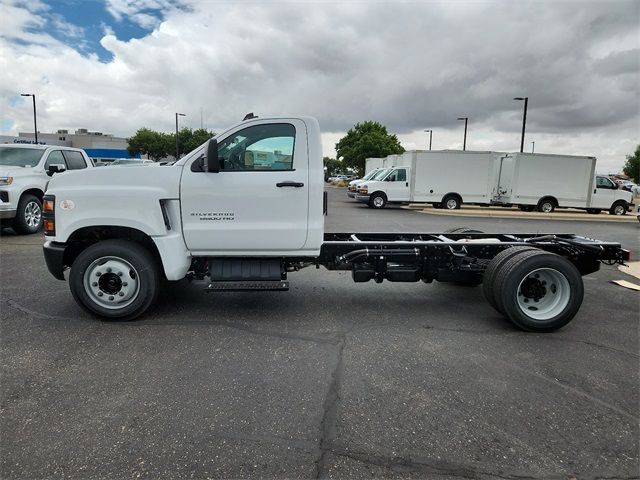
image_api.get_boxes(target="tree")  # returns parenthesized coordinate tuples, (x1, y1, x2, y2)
(127, 128, 173, 161)
(335, 121, 405, 176)
(128, 127, 216, 161)
(622, 145, 639, 183)
(323, 157, 342, 176)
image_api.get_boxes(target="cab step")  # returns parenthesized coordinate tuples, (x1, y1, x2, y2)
(205, 280, 289, 292)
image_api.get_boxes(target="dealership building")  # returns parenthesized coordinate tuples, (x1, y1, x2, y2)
(0, 129, 140, 162)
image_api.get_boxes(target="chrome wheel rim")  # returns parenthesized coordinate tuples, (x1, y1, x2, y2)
(517, 268, 570, 321)
(83, 256, 140, 310)
(446, 199, 458, 209)
(614, 205, 625, 215)
(25, 201, 42, 228)
(373, 196, 384, 207)
(541, 203, 553, 213)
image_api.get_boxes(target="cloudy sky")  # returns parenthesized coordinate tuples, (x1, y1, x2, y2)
(1, 0, 638, 172)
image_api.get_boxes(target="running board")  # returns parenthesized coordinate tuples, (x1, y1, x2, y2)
(205, 280, 289, 292)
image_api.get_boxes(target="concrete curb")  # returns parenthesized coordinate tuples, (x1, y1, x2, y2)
(403, 206, 638, 223)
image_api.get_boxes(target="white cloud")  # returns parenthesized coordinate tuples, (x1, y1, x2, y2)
(0, 0, 638, 173)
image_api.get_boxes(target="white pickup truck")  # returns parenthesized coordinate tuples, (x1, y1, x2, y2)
(0, 144, 94, 234)
(42, 116, 629, 332)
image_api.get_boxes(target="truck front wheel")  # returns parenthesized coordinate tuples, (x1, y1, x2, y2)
(12, 194, 42, 234)
(369, 193, 387, 209)
(69, 239, 159, 321)
(609, 201, 627, 216)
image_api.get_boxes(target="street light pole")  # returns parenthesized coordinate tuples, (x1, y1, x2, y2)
(457, 117, 468, 151)
(20, 93, 38, 144)
(424, 129, 432, 150)
(175, 112, 185, 159)
(514, 97, 528, 153)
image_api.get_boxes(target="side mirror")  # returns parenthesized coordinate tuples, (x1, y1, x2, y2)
(47, 164, 66, 176)
(204, 139, 220, 173)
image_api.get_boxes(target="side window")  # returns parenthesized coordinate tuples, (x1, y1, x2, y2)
(596, 177, 613, 189)
(44, 151, 67, 170)
(387, 171, 397, 181)
(397, 169, 406, 182)
(218, 123, 295, 171)
(63, 150, 88, 170)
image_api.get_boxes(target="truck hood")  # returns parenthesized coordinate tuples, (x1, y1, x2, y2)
(0, 166, 37, 177)
(47, 164, 183, 198)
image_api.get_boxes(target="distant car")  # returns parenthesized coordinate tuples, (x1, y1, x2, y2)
(0, 144, 93, 234)
(106, 159, 154, 166)
(618, 180, 636, 192)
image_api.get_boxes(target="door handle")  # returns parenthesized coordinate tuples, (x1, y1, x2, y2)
(276, 181, 304, 188)
(406, 182, 408, 187)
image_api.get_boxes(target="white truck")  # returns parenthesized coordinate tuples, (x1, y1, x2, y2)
(354, 150, 499, 209)
(42, 116, 629, 332)
(364, 157, 385, 174)
(346, 167, 387, 198)
(0, 144, 94, 234)
(491, 153, 633, 215)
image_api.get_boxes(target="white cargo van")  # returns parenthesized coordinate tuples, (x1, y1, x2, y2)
(355, 150, 499, 209)
(364, 157, 384, 175)
(491, 153, 633, 215)
(346, 167, 387, 198)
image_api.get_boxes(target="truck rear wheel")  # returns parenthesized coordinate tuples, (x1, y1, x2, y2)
(442, 195, 461, 210)
(482, 246, 539, 311)
(369, 192, 387, 209)
(609, 201, 627, 216)
(537, 198, 556, 213)
(492, 250, 583, 332)
(69, 239, 159, 321)
(12, 194, 42, 235)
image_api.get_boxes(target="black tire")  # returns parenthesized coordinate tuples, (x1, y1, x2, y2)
(492, 250, 583, 332)
(482, 246, 539, 311)
(369, 192, 387, 209)
(69, 239, 160, 321)
(12, 194, 42, 234)
(442, 195, 461, 210)
(537, 198, 556, 213)
(444, 227, 484, 234)
(586, 209, 601, 215)
(609, 201, 627, 216)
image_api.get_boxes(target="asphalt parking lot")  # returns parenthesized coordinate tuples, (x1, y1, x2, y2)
(1, 187, 638, 479)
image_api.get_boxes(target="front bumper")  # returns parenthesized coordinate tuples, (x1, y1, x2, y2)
(43, 241, 67, 280)
(0, 209, 16, 220)
(355, 194, 370, 203)
(346, 191, 356, 198)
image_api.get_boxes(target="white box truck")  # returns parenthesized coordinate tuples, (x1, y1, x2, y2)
(364, 157, 384, 174)
(41, 116, 630, 332)
(491, 153, 633, 215)
(355, 150, 499, 209)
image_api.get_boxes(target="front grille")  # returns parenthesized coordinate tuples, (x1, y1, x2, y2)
(0, 191, 8, 203)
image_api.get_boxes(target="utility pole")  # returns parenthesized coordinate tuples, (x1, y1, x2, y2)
(424, 129, 432, 150)
(20, 93, 38, 144)
(457, 117, 468, 151)
(175, 112, 185, 159)
(514, 97, 529, 153)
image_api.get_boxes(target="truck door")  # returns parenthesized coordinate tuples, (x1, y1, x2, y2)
(590, 176, 617, 209)
(384, 167, 410, 201)
(180, 120, 309, 253)
(493, 155, 513, 201)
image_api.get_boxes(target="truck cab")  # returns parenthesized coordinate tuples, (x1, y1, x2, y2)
(354, 166, 411, 208)
(589, 175, 632, 214)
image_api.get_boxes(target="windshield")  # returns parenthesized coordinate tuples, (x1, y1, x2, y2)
(371, 168, 390, 180)
(0, 148, 44, 167)
(363, 169, 381, 180)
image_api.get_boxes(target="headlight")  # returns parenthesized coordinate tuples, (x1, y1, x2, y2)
(0, 177, 13, 186)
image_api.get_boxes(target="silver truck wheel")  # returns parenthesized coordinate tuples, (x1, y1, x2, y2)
(12, 194, 43, 234)
(83, 257, 140, 310)
(70, 239, 159, 320)
(516, 268, 570, 320)
(609, 202, 627, 216)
